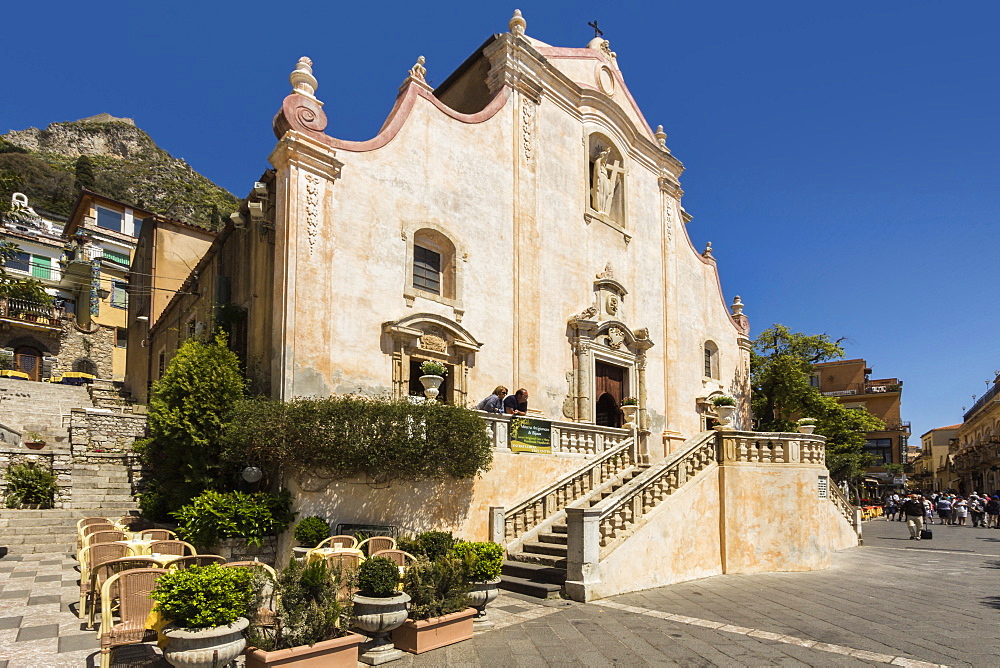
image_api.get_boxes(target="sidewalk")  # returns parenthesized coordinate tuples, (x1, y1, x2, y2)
(1, 518, 997, 666)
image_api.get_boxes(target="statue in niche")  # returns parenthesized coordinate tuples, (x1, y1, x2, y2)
(591, 148, 624, 216)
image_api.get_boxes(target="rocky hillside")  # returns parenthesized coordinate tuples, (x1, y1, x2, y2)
(0, 113, 237, 228)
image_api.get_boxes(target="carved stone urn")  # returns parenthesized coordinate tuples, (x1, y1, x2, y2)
(418, 375, 443, 401)
(352, 591, 410, 665)
(161, 617, 248, 668)
(620, 404, 639, 427)
(714, 405, 736, 428)
(798, 423, 817, 435)
(466, 577, 501, 630)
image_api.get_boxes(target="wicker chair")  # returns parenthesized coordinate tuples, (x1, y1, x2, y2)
(78, 522, 115, 551)
(99, 568, 167, 668)
(322, 552, 363, 603)
(370, 549, 417, 568)
(148, 540, 197, 556)
(357, 536, 396, 556)
(79, 543, 130, 612)
(166, 554, 226, 570)
(222, 562, 278, 627)
(314, 534, 358, 550)
(139, 529, 177, 541)
(77, 517, 111, 534)
(86, 557, 159, 629)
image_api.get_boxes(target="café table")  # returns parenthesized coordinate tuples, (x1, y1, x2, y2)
(305, 547, 365, 565)
(116, 538, 156, 556)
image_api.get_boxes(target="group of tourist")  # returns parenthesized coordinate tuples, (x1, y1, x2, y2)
(476, 386, 530, 415)
(885, 491, 1000, 539)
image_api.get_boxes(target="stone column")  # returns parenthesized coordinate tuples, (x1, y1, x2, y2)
(489, 506, 506, 545)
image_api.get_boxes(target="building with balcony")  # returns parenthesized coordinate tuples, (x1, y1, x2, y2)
(1, 191, 149, 382)
(952, 374, 1000, 495)
(811, 358, 910, 480)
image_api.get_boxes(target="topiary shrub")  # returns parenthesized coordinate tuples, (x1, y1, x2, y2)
(3, 463, 57, 509)
(150, 564, 253, 628)
(357, 557, 400, 598)
(711, 395, 736, 407)
(450, 541, 504, 582)
(172, 489, 295, 551)
(293, 516, 330, 548)
(398, 531, 456, 561)
(402, 556, 470, 621)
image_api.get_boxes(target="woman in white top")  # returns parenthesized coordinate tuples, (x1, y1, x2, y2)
(954, 497, 969, 526)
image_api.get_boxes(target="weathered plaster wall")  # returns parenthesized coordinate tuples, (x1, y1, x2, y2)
(594, 464, 724, 598)
(719, 463, 836, 574)
(277, 449, 588, 564)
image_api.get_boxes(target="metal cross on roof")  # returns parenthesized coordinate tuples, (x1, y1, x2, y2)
(588, 20, 604, 38)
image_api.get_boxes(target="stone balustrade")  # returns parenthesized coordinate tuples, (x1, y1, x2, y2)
(479, 412, 631, 456)
(493, 434, 636, 544)
(717, 430, 826, 465)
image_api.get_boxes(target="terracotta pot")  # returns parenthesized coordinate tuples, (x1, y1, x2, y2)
(24, 441, 45, 450)
(418, 374, 443, 400)
(352, 592, 410, 665)
(161, 617, 248, 668)
(466, 578, 501, 629)
(392, 608, 475, 654)
(245, 633, 364, 668)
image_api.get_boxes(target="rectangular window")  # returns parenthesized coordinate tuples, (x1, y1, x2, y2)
(412, 244, 441, 295)
(186, 319, 197, 340)
(30, 255, 51, 280)
(6, 251, 29, 273)
(158, 351, 166, 377)
(809, 374, 820, 388)
(103, 249, 130, 266)
(704, 348, 713, 377)
(864, 438, 893, 465)
(116, 327, 128, 348)
(96, 206, 123, 232)
(110, 282, 128, 309)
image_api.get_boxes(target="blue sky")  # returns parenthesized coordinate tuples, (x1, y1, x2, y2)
(4, 1, 999, 441)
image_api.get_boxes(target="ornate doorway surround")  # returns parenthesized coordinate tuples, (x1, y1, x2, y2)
(382, 313, 481, 406)
(563, 264, 653, 434)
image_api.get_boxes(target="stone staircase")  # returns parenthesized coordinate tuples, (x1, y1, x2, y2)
(0, 378, 94, 447)
(501, 466, 647, 598)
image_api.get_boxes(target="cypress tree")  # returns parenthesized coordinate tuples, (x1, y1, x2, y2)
(74, 154, 95, 191)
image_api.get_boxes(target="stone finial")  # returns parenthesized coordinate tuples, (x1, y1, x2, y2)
(290, 56, 319, 99)
(702, 242, 714, 259)
(509, 9, 526, 36)
(11, 192, 29, 209)
(655, 125, 667, 148)
(731, 296, 744, 317)
(596, 262, 614, 280)
(409, 56, 427, 82)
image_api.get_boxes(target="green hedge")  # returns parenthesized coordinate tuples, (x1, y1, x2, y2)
(223, 396, 493, 484)
(172, 490, 295, 550)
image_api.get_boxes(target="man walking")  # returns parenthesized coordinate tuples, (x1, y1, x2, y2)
(902, 494, 926, 540)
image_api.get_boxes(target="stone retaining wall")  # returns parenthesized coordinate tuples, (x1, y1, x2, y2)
(69, 409, 147, 454)
(0, 447, 71, 509)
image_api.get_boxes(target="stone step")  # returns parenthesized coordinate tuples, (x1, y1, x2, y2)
(551, 523, 567, 534)
(507, 551, 567, 568)
(538, 532, 567, 545)
(522, 541, 567, 558)
(0, 508, 139, 520)
(501, 560, 566, 585)
(498, 574, 563, 600)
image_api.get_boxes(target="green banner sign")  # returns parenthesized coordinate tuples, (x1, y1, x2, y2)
(510, 417, 552, 454)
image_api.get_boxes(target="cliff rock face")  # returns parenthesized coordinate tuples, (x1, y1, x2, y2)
(0, 114, 237, 228)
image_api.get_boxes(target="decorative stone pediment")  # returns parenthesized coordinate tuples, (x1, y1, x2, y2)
(382, 313, 481, 405)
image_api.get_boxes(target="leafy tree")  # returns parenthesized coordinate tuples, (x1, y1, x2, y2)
(139, 331, 246, 517)
(751, 325, 883, 483)
(74, 154, 96, 191)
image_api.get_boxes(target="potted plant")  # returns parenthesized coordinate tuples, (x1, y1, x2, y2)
(150, 564, 254, 667)
(352, 557, 410, 665)
(3, 462, 57, 509)
(711, 395, 736, 428)
(397, 531, 456, 561)
(620, 397, 639, 427)
(292, 515, 330, 561)
(392, 555, 474, 654)
(246, 559, 364, 668)
(23, 431, 46, 450)
(450, 541, 504, 629)
(796, 417, 818, 435)
(417, 361, 448, 400)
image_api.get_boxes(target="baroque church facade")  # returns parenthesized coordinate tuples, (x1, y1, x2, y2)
(130, 11, 751, 459)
